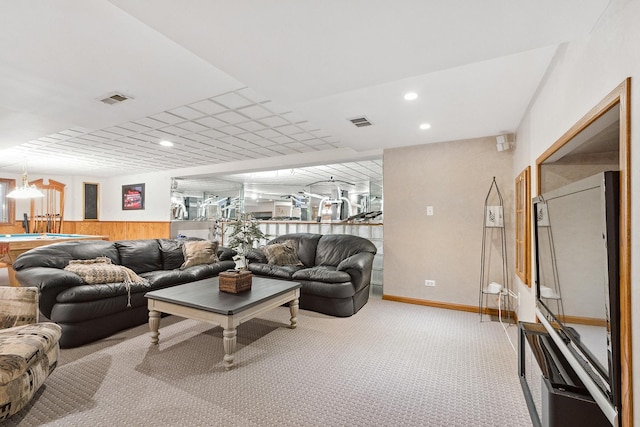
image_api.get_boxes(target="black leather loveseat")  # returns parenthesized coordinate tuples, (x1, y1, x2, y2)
(13, 239, 235, 348)
(246, 233, 377, 317)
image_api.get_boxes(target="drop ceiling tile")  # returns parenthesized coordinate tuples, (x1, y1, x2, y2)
(118, 135, 147, 145)
(235, 121, 266, 132)
(252, 147, 281, 156)
(236, 87, 269, 104)
(168, 106, 206, 120)
(114, 122, 150, 133)
(175, 121, 209, 133)
(218, 135, 244, 145)
(215, 110, 248, 124)
(212, 91, 253, 109)
(82, 133, 111, 143)
(235, 132, 262, 142)
(296, 122, 321, 132)
(254, 128, 281, 139)
(289, 132, 315, 141)
(237, 104, 272, 120)
(254, 138, 277, 147)
(102, 126, 136, 137)
(294, 145, 318, 153)
(147, 111, 180, 124)
(261, 101, 290, 115)
(143, 129, 174, 140)
(160, 125, 191, 136)
(258, 115, 290, 128)
(195, 116, 227, 128)
(181, 133, 211, 142)
(280, 112, 307, 124)
(218, 125, 244, 135)
(189, 99, 228, 115)
(275, 124, 306, 136)
(58, 129, 85, 137)
(199, 129, 228, 139)
(271, 135, 295, 144)
(285, 142, 307, 150)
(132, 117, 165, 129)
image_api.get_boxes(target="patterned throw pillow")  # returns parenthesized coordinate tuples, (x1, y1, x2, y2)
(180, 240, 219, 269)
(263, 240, 303, 266)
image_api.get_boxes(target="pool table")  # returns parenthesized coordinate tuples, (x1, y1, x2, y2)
(0, 233, 109, 287)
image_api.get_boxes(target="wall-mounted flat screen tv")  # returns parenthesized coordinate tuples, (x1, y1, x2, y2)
(533, 171, 620, 420)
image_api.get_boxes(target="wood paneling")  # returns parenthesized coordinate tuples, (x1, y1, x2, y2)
(64, 221, 171, 240)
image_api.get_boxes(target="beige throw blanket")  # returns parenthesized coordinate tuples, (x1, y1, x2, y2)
(64, 257, 149, 307)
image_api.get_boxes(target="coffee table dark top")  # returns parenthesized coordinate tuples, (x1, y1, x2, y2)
(145, 276, 301, 315)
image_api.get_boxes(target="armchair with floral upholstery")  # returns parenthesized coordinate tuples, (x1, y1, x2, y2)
(0, 287, 62, 420)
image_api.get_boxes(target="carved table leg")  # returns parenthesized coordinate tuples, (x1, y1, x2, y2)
(223, 328, 237, 369)
(149, 310, 160, 344)
(289, 298, 299, 329)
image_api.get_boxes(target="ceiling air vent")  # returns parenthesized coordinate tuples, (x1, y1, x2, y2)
(99, 93, 130, 105)
(348, 116, 373, 127)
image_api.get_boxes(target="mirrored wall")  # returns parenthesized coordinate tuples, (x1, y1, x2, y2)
(169, 160, 383, 224)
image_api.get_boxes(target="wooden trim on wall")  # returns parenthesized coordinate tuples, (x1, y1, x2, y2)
(381, 294, 518, 324)
(618, 77, 633, 427)
(515, 166, 531, 286)
(535, 77, 632, 426)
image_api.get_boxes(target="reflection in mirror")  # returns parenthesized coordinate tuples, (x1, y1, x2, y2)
(171, 178, 242, 221)
(534, 173, 618, 376)
(170, 160, 383, 224)
(540, 105, 619, 193)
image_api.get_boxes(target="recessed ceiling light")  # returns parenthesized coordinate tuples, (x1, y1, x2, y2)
(404, 92, 418, 101)
(419, 123, 431, 130)
(159, 140, 174, 147)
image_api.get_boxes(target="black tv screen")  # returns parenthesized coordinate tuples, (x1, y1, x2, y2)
(533, 171, 620, 412)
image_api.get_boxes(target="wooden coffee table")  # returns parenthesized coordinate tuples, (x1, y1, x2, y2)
(145, 276, 301, 369)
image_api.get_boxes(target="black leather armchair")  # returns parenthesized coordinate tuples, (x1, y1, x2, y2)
(247, 233, 377, 317)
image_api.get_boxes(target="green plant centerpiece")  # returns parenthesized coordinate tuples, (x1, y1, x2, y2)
(226, 213, 269, 270)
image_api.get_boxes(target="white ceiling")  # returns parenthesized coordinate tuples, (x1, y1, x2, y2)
(0, 0, 611, 186)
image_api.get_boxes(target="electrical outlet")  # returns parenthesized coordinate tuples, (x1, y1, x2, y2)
(426, 206, 434, 216)
(424, 280, 435, 287)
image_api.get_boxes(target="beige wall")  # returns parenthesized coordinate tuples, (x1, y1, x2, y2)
(383, 136, 514, 308)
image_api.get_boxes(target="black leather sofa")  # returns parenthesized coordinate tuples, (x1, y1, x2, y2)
(13, 239, 235, 348)
(246, 233, 377, 317)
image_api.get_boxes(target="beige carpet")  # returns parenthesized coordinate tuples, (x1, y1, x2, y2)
(5, 297, 532, 426)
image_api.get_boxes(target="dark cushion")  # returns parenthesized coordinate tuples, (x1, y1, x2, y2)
(248, 263, 304, 280)
(158, 239, 185, 270)
(315, 234, 377, 266)
(115, 240, 163, 274)
(13, 240, 119, 270)
(140, 269, 198, 288)
(217, 246, 237, 262)
(292, 266, 351, 283)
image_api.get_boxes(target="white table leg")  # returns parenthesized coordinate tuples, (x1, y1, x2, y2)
(289, 298, 299, 329)
(223, 328, 237, 369)
(149, 310, 160, 344)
